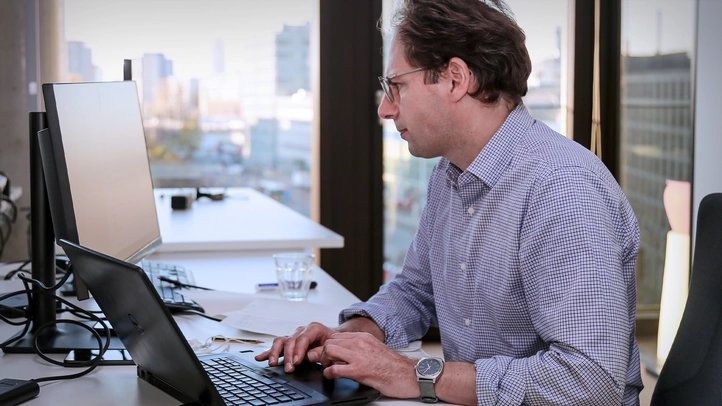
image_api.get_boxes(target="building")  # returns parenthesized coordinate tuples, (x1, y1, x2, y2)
(213, 39, 225, 74)
(67, 41, 96, 81)
(620, 52, 693, 305)
(275, 23, 310, 96)
(141, 53, 174, 109)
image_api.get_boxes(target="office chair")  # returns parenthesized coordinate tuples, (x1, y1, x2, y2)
(651, 192, 722, 405)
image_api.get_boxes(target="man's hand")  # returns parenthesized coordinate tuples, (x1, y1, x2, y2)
(318, 332, 419, 399)
(255, 322, 336, 372)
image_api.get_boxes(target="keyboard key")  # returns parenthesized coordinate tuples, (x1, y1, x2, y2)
(203, 356, 307, 404)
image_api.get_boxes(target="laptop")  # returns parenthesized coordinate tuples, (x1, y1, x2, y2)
(59, 239, 381, 406)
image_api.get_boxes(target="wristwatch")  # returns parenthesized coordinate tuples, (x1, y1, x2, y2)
(415, 357, 444, 403)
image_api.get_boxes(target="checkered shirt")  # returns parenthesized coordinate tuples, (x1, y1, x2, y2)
(341, 104, 644, 405)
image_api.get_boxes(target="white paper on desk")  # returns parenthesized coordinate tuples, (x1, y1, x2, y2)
(394, 340, 429, 359)
(178, 289, 282, 318)
(220, 298, 343, 337)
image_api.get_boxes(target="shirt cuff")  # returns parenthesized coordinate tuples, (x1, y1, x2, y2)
(474, 356, 526, 406)
(339, 302, 410, 349)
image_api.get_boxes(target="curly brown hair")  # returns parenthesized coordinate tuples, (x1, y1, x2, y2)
(388, 0, 532, 106)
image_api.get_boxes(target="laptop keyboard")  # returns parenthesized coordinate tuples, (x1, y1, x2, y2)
(140, 261, 204, 313)
(201, 357, 309, 405)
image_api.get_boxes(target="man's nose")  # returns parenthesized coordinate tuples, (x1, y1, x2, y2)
(377, 95, 398, 120)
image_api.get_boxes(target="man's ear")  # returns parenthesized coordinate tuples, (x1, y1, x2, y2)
(445, 57, 472, 103)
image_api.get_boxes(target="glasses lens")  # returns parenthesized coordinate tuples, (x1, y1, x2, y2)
(379, 77, 393, 103)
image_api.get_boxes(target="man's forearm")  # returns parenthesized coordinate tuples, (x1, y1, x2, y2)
(336, 318, 478, 404)
(436, 362, 478, 405)
(335, 316, 385, 342)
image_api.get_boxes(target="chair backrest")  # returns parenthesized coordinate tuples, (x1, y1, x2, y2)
(651, 192, 722, 405)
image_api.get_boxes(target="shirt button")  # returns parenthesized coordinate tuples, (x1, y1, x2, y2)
(467, 207, 475, 215)
(460, 263, 466, 271)
(464, 319, 471, 327)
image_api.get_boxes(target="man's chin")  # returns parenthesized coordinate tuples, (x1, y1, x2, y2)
(406, 145, 430, 159)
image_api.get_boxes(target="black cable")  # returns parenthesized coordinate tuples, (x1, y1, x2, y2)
(157, 275, 213, 290)
(0, 290, 32, 349)
(4, 260, 31, 280)
(176, 309, 223, 322)
(31, 320, 104, 369)
(0, 212, 10, 261)
(2, 195, 18, 222)
(195, 187, 226, 201)
(0, 170, 10, 197)
(0, 289, 33, 326)
(16, 265, 74, 292)
(0, 273, 112, 383)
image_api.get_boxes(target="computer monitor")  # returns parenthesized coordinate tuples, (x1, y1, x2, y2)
(41, 81, 161, 263)
(2, 81, 161, 354)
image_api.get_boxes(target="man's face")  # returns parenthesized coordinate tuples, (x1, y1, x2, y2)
(378, 38, 450, 159)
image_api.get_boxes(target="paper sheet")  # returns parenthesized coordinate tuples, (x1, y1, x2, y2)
(219, 298, 343, 337)
(179, 289, 431, 355)
(178, 289, 285, 318)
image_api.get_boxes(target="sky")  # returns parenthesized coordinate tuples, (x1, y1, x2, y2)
(64, 0, 314, 80)
(621, 0, 696, 56)
(65, 0, 697, 82)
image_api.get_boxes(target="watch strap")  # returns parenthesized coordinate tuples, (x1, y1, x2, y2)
(418, 378, 438, 403)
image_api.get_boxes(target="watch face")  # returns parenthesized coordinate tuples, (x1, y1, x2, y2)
(417, 358, 443, 377)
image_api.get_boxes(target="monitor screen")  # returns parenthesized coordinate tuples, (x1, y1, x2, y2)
(41, 81, 161, 263)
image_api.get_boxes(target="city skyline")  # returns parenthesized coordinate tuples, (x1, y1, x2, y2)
(64, 0, 314, 81)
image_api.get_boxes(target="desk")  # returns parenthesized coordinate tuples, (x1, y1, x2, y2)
(153, 188, 343, 254)
(0, 255, 423, 406)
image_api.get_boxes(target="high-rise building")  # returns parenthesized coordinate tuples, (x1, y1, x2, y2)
(620, 52, 693, 305)
(213, 39, 225, 74)
(141, 53, 174, 107)
(523, 26, 563, 133)
(275, 23, 310, 96)
(67, 41, 96, 81)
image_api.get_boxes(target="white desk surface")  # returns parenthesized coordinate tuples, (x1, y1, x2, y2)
(0, 255, 425, 406)
(153, 188, 344, 254)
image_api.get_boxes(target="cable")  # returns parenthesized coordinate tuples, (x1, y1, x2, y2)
(0, 273, 112, 383)
(175, 308, 223, 322)
(0, 289, 32, 326)
(15, 264, 74, 292)
(4, 260, 31, 280)
(2, 195, 18, 221)
(0, 212, 11, 261)
(195, 187, 226, 201)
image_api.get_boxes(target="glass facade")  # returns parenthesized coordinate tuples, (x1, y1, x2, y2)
(381, 0, 569, 281)
(63, 0, 315, 217)
(619, 0, 696, 308)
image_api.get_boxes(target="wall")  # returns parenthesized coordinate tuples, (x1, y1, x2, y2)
(0, 0, 66, 262)
(692, 0, 722, 240)
(0, 1, 31, 262)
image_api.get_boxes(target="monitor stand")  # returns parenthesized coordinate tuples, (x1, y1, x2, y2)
(1, 113, 125, 355)
(5, 324, 125, 354)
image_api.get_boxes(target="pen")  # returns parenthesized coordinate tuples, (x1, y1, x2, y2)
(255, 281, 317, 292)
(157, 276, 214, 290)
(212, 336, 264, 344)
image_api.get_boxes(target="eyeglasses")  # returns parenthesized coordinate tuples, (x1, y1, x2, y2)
(378, 67, 427, 103)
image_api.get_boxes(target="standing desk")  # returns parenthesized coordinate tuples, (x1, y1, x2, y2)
(152, 187, 343, 254)
(0, 255, 423, 406)
(0, 188, 429, 405)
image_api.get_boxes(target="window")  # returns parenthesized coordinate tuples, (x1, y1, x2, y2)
(64, 0, 316, 217)
(619, 0, 695, 313)
(380, 0, 569, 281)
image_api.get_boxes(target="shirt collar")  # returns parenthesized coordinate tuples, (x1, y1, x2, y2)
(445, 103, 535, 189)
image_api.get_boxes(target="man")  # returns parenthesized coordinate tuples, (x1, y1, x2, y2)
(257, 0, 643, 404)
